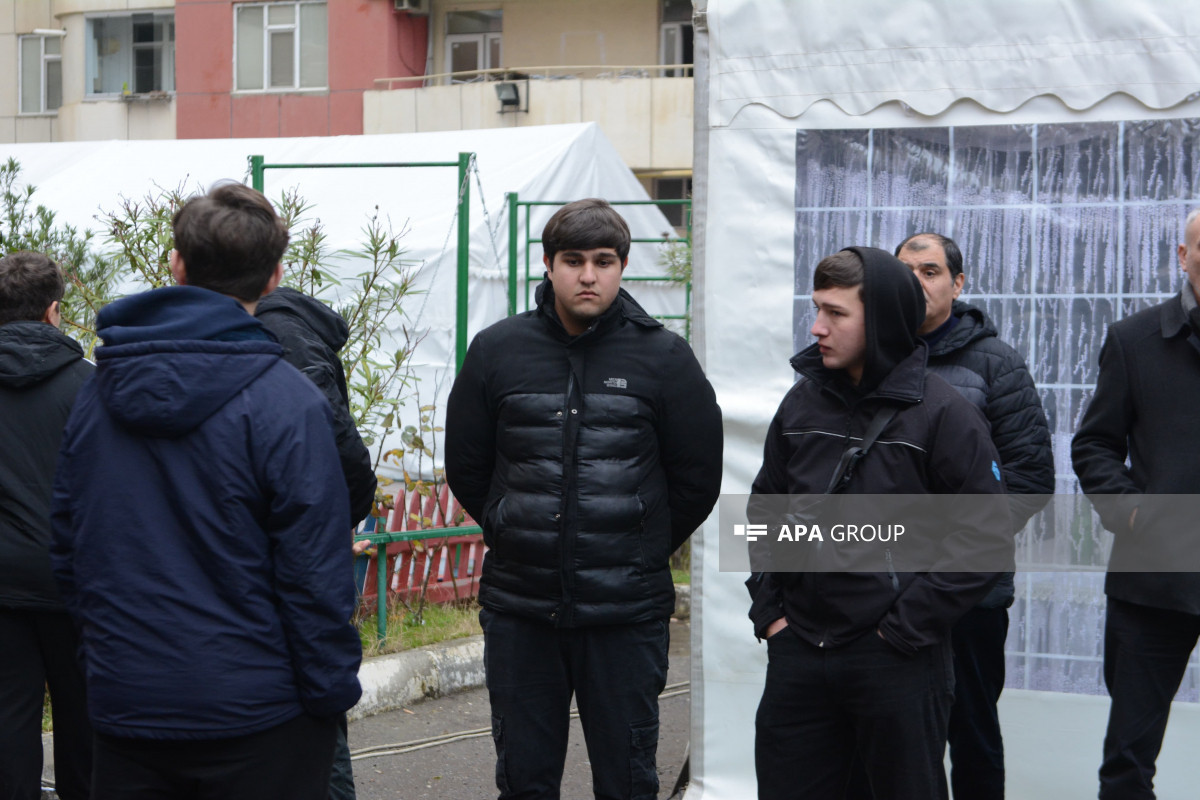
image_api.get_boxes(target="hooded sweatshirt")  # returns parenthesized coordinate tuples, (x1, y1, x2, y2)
(50, 285, 362, 740)
(256, 287, 376, 526)
(749, 248, 1009, 653)
(0, 322, 92, 610)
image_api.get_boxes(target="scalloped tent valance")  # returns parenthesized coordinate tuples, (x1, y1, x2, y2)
(708, 0, 1200, 126)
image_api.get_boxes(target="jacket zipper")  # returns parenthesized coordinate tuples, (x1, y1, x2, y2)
(557, 368, 578, 626)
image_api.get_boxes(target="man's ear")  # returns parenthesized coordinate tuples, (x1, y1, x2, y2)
(169, 250, 188, 285)
(543, 254, 553, 272)
(262, 262, 284, 297)
(621, 257, 628, 272)
(952, 272, 965, 298)
(41, 300, 60, 327)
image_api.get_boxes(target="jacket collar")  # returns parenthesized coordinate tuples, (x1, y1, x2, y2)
(790, 341, 928, 406)
(1161, 288, 1193, 339)
(533, 277, 662, 341)
(927, 300, 996, 357)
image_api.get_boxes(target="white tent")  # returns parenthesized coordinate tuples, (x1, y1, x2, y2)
(0, 123, 677, 473)
(691, 2, 1200, 797)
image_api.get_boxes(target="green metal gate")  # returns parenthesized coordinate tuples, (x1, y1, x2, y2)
(504, 195, 693, 339)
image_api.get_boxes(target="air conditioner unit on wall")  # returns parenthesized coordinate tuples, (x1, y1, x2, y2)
(394, 0, 429, 15)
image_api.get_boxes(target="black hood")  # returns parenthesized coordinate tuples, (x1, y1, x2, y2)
(255, 286, 350, 352)
(844, 246, 926, 392)
(0, 322, 86, 389)
(928, 300, 997, 357)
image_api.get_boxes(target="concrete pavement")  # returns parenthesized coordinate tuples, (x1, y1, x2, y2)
(348, 617, 691, 800)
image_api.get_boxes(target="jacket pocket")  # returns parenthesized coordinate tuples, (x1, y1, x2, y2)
(491, 714, 510, 795)
(629, 718, 660, 800)
(635, 495, 649, 570)
(485, 495, 507, 558)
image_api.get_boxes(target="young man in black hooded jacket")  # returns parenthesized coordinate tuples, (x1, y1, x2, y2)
(0, 252, 94, 800)
(748, 247, 1010, 800)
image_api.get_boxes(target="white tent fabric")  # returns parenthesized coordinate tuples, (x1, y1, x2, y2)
(691, 1, 1200, 797)
(0, 123, 676, 475)
(708, 0, 1200, 125)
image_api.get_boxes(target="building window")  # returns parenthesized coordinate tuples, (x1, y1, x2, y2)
(235, 2, 328, 92)
(19, 35, 62, 113)
(654, 177, 692, 230)
(86, 13, 175, 96)
(445, 10, 502, 82)
(660, 0, 693, 78)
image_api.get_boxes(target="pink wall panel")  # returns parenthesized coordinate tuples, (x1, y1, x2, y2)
(279, 93, 331, 138)
(328, 91, 363, 136)
(175, 1, 233, 94)
(175, 1, 428, 139)
(231, 93, 281, 138)
(176, 93, 232, 139)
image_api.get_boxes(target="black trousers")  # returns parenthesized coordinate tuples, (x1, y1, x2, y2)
(1099, 597, 1200, 800)
(946, 606, 1008, 800)
(479, 609, 669, 800)
(755, 626, 954, 800)
(328, 714, 356, 800)
(92, 713, 337, 800)
(0, 608, 92, 800)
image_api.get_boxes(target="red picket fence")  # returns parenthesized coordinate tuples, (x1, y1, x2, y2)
(358, 483, 485, 613)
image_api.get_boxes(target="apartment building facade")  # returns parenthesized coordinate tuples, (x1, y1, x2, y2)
(3, 0, 692, 196)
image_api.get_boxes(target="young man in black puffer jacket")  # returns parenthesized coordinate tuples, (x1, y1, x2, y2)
(749, 247, 1011, 800)
(0, 252, 94, 800)
(446, 198, 723, 800)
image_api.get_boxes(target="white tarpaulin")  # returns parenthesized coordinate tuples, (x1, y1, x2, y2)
(692, 1, 1200, 797)
(0, 123, 677, 474)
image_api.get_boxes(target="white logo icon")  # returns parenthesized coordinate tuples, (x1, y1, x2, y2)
(734, 523, 768, 542)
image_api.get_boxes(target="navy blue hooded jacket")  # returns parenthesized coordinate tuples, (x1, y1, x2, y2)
(50, 286, 362, 740)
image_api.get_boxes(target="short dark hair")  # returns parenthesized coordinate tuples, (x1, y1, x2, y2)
(542, 198, 631, 264)
(895, 232, 963, 278)
(172, 182, 289, 302)
(813, 249, 864, 293)
(0, 251, 64, 326)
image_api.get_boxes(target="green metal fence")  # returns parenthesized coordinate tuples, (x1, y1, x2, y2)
(353, 525, 481, 642)
(249, 152, 476, 371)
(505, 195, 693, 339)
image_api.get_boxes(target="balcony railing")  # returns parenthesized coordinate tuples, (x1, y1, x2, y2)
(374, 63, 694, 90)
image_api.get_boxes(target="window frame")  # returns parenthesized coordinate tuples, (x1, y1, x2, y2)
(659, 20, 693, 78)
(18, 33, 62, 115)
(84, 11, 176, 99)
(233, 1, 329, 94)
(444, 32, 502, 81)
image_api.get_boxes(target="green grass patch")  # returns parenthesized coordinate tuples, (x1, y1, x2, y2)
(671, 568, 690, 585)
(43, 694, 52, 733)
(357, 599, 482, 658)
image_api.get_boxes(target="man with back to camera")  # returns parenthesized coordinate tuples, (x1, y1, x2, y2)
(893, 232, 1053, 799)
(0, 252, 94, 800)
(50, 182, 362, 800)
(445, 198, 723, 800)
(747, 247, 1011, 800)
(1073, 208, 1200, 799)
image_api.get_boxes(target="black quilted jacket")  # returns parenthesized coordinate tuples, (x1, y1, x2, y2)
(445, 280, 723, 627)
(926, 301, 1055, 606)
